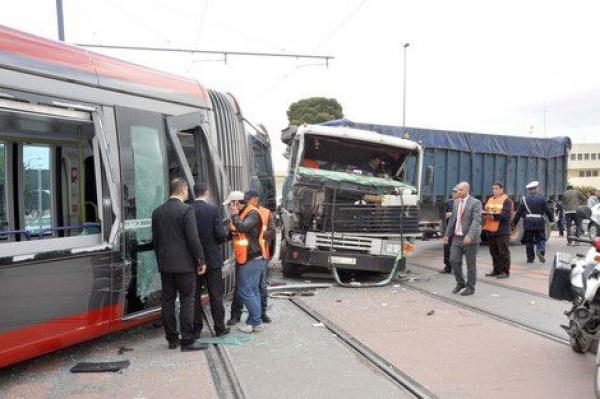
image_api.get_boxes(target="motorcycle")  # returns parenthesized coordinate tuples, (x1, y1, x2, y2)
(550, 236, 600, 397)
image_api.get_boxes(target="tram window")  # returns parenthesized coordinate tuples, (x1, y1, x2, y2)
(0, 109, 102, 255)
(22, 145, 53, 234)
(178, 132, 199, 181)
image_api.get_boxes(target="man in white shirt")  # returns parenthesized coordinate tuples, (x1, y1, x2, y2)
(443, 182, 482, 296)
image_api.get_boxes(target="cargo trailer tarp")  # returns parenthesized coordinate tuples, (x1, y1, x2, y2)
(322, 119, 571, 158)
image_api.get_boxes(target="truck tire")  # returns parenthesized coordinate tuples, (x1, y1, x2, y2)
(280, 239, 305, 278)
(282, 260, 305, 278)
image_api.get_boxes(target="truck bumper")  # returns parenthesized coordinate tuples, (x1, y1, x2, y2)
(284, 245, 406, 273)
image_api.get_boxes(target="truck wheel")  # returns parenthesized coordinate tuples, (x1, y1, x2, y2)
(282, 260, 305, 278)
(280, 239, 305, 278)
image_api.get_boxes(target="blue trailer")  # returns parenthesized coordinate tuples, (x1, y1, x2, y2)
(323, 119, 572, 240)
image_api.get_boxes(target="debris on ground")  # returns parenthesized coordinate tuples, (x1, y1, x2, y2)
(270, 291, 317, 299)
(267, 283, 332, 293)
(118, 346, 133, 355)
(70, 360, 130, 373)
(336, 299, 342, 303)
(426, 310, 435, 316)
(196, 335, 253, 346)
(312, 322, 325, 327)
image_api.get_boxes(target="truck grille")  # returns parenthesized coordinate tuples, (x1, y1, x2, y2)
(310, 232, 377, 253)
(321, 204, 420, 234)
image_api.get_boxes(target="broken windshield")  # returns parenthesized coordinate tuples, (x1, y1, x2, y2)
(300, 134, 414, 180)
(296, 167, 416, 193)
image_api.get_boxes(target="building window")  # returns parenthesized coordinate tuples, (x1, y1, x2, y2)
(580, 171, 585, 177)
(594, 170, 599, 177)
(578, 154, 583, 160)
(585, 153, 590, 160)
(586, 170, 592, 177)
(571, 154, 576, 161)
(593, 153, 597, 161)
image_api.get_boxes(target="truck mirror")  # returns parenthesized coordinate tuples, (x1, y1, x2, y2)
(426, 165, 434, 185)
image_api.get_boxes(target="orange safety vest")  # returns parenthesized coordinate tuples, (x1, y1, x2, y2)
(301, 158, 319, 169)
(230, 205, 270, 264)
(483, 194, 510, 232)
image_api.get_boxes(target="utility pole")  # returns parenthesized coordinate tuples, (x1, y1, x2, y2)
(56, 0, 65, 42)
(402, 43, 410, 128)
(543, 102, 547, 137)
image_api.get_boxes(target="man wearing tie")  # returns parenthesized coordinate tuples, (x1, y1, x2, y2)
(152, 178, 207, 351)
(443, 182, 482, 296)
(191, 182, 230, 337)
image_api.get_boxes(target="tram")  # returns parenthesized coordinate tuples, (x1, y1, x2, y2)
(0, 26, 275, 368)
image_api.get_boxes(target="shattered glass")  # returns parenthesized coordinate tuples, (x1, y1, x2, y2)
(131, 126, 166, 300)
(297, 167, 417, 192)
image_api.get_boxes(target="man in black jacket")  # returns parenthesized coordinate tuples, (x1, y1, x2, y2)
(440, 187, 458, 273)
(152, 178, 207, 351)
(191, 183, 230, 337)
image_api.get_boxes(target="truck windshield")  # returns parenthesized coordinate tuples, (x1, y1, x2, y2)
(300, 134, 413, 180)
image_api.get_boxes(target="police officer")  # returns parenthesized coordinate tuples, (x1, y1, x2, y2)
(512, 181, 554, 263)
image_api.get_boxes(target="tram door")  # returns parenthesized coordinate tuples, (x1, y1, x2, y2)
(117, 108, 201, 316)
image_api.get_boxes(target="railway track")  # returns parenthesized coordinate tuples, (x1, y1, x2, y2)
(290, 297, 438, 399)
(408, 261, 550, 299)
(400, 269, 570, 346)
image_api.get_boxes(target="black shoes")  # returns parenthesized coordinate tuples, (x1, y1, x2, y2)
(227, 315, 241, 326)
(485, 272, 498, 277)
(496, 273, 509, 279)
(215, 327, 231, 337)
(461, 288, 475, 296)
(180, 341, 209, 351)
(537, 251, 545, 263)
(261, 313, 272, 323)
(439, 268, 452, 274)
(452, 284, 466, 294)
(168, 341, 180, 350)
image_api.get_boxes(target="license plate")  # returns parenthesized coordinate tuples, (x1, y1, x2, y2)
(329, 256, 356, 265)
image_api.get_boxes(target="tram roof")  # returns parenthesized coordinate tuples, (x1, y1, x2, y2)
(0, 25, 210, 108)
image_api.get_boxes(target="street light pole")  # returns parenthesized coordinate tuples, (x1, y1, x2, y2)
(56, 0, 65, 42)
(402, 43, 410, 129)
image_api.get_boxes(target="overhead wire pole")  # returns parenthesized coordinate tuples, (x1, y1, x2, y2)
(402, 43, 410, 129)
(56, 0, 65, 41)
(74, 43, 334, 66)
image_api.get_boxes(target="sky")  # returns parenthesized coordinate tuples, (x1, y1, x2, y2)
(3, 0, 600, 172)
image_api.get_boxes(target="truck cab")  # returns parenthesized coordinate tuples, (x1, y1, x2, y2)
(280, 124, 423, 284)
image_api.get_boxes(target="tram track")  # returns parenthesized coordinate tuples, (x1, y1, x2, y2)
(399, 279, 570, 346)
(204, 316, 246, 399)
(407, 261, 550, 300)
(289, 297, 438, 399)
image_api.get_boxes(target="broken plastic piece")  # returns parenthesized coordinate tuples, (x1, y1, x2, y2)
(267, 283, 332, 293)
(70, 360, 130, 373)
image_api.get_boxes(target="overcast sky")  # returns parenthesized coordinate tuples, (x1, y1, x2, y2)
(4, 0, 600, 171)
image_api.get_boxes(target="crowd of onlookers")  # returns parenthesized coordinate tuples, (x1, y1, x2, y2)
(440, 181, 598, 296)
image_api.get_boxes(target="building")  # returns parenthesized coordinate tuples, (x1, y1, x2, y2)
(568, 143, 600, 188)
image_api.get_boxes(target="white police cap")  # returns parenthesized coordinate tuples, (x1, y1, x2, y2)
(526, 181, 539, 189)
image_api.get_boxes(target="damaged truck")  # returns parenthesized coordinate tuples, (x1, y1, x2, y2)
(279, 124, 423, 286)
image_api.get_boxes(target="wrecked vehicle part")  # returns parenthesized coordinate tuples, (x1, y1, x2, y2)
(267, 283, 332, 292)
(280, 124, 423, 285)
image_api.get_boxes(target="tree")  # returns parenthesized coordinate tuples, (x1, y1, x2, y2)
(287, 97, 343, 126)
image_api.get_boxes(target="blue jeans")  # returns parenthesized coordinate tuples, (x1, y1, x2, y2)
(237, 258, 265, 326)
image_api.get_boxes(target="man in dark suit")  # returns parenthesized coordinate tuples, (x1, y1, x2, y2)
(440, 187, 458, 273)
(152, 177, 207, 351)
(191, 183, 230, 337)
(443, 182, 482, 296)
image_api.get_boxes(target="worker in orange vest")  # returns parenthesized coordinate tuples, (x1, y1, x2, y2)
(482, 182, 513, 279)
(225, 190, 268, 334)
(228, 188, 275, 326)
